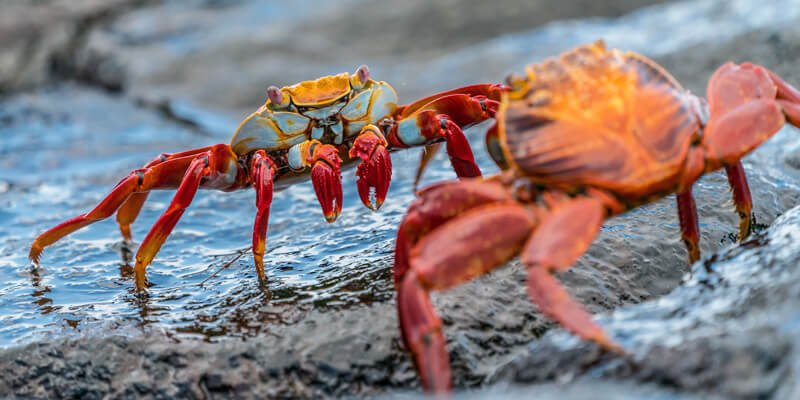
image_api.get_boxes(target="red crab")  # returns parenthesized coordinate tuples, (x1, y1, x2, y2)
(393, 41, 800, 393)
(30, 65, 505, 291)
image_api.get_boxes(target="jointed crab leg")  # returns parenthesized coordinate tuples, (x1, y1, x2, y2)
(29, 149, 218, 264)
(250, 150, 277, 282)
(395, 180, 620, 393)
(29, 172, 142, 263)
(133, 156, 212, 289)
(116, 146, 216, 241)
(676, 189, 701, 263)
(387, 92, 502, 188)
(724, 163, 753, 240)
(132, 145, 245, 290)
(520, 197, 620, 351)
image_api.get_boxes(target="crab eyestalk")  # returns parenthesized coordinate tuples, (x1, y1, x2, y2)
(350, 124, 391, 210)
(351, 65, 370, 89)
(266, 85, 291, 109)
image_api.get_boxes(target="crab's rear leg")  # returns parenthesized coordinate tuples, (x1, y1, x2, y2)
(29, 145, 223, 264)
(116, 146, 215, 242)
(132, 144, 243, 290)
(676, 189, 701, 263)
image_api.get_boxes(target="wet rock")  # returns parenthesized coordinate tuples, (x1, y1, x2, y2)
(1, 0, 800, 399)
(489, 203, 800, 399)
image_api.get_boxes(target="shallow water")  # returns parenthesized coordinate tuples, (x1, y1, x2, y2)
(1, 0, 800, 396)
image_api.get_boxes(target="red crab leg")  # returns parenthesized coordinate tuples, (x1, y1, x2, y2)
(412, 143, 441, 192)
(116, 147, 215, 241)
(349, 125, 391, 210)
(520, 196, 621, 353)
(307, 142, 343, 223)
(701, 63, 800, 247)
(399, 203, 536, 393)
(132, 145, 243, 290)
(28, 146, 227, 264)
(724, 162, 753, 241)
(250, 150, 277, 282)
(394, 179, 513, 284)
(388, 88, 504, 188)
(676, 188, 701, 263)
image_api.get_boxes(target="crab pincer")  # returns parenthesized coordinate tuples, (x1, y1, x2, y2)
(308, 142, 344, 222)
(350, 125, 392, 210)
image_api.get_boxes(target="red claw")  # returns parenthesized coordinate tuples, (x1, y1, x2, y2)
(309, 144, 343, 222)
(350, 126, 392, 210)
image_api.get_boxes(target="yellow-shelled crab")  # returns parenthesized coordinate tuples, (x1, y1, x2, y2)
(30, 65, 505, 291)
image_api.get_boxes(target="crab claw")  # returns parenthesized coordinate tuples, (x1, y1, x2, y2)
(309, 143, 343, 223)
(350, 125, 392, 210)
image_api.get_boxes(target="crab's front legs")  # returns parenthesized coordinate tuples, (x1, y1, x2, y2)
(288, 140, 343, 222)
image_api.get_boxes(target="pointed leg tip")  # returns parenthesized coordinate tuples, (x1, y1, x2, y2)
(119, 224, 133, 242)
(29, 243, 43, 266)
(324, 213, 338, 223)
(254, 260, 266, 283)
(595, 335, 626, 356)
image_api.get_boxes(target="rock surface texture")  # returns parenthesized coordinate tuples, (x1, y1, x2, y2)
(1, 0, 800, 398)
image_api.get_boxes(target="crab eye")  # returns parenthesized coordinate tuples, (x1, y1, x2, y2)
(266, 85, 284, 105)
(351, 65, 370, 88)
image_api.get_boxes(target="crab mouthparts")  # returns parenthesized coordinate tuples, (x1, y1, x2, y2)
(315, 116, 340, 127)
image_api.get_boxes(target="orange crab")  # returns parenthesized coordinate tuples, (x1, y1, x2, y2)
(30, 65, 505, 291)
(393, 42, 800, 393)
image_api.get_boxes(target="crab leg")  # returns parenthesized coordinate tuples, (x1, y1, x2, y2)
(132, 144, 245, 290)
(394, 179, 513, 283)
(387, 90, 503, 188)
(29, 146, 225, 264)
(398, 203, 535, 393)
(724, 162, 753, 240)
(676, 189, 701, 263)
(393, 179, 514, 393)
(520, 196, 621, 353)
(115, 147, 215, 241)
(350, 125, 392, 210)
(700, 63, 800, 246)
(250, 150, 277, 282)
